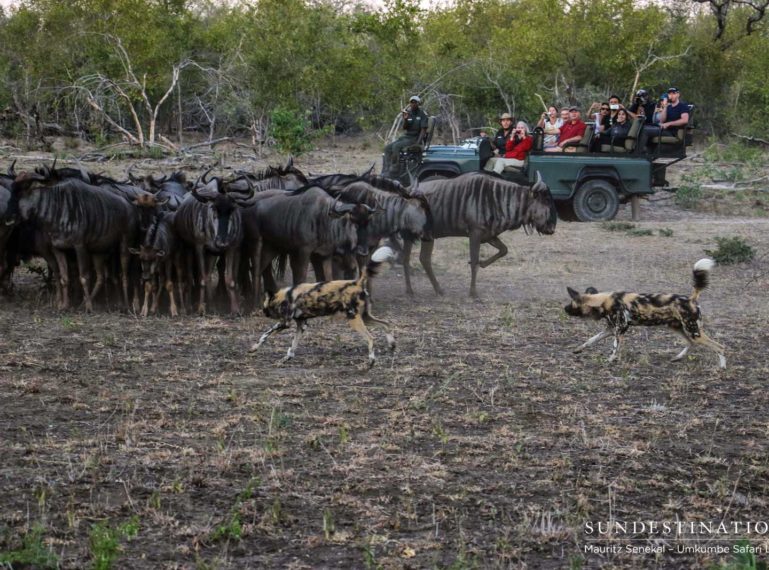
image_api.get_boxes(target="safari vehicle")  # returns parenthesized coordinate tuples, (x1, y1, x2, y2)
(393, 110, 694, 221)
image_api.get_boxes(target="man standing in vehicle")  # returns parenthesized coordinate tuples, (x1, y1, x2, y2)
(383, 95, 429, 178)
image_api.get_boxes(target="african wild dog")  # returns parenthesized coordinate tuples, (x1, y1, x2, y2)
(564, 258, 726, 368)
(249, 247, 395, 368)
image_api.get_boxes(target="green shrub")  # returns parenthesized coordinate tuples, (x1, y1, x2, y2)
(269, 107, 316, 156)
(659, 228, 674, 237)
(627, 228, 654, 237)
(0, 524, 58, 569)
(705, 237, 755, 265)
(675, 180, 702, 209)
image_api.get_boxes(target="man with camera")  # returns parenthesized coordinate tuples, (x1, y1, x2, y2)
(637, 87, 690, 151)
(383, 95, 429, 178)
(628, 89, 657, 125)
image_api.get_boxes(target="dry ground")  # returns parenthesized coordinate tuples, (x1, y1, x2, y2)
(1, 140, 768, 569)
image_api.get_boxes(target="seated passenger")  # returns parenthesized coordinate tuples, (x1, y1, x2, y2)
(491, 113, 515, 157)
(484, 121, 532, 173)
(536, 106, 562, 149)
(599, 108, 630, 149)
(587, 101, 611, 133)
(545, 107, 586, 152)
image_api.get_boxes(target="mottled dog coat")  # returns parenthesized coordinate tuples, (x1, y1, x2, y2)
(249, 247, 395, 367)
(564, 258, 726, 368)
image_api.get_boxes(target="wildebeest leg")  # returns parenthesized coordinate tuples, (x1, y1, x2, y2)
(163, 260, 178, 317)
(468, 231, 483, 298)
(205, 255, 218, 305)
(150, 267, 163, 316)
(479, 236, 508, 268)
(225, 249, 241, 315)
(139, 276, 152, 317)
(348, 314, 377, 368)
(402, 239, 415, 296)
(195, 245, 207, 315)
(280, 319, 307, 363)
(363, 311, 395, 352)
(310, 253, 325, 281)
(174, 253, 186, 315)
(290, 251, 310, 285)
(52, 248, 70, 310)
(574, 328, 613, 353)
(74, 246, 94, 313)
(118, 242, 132, 311)
(249, 320, 290, 352)
(419, 239, 444, 296)
(250, 239, 263, 309)
(90, 254, 108, 308)
(321, 257, 334, 284)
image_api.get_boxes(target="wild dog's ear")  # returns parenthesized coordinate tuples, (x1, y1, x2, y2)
(567, 287, 580, 301)
(584, 287, 598, 294)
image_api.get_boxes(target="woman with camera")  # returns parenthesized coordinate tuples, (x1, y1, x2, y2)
(484, 121, 533, 173)
(536, 106, 562, 149)
(598, 108, 631, 150)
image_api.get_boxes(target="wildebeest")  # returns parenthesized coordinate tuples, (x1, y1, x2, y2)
(5, 171, 138, 311)
(404, 171, 557, 298)
(130, 212, 185, 317)
(173, 174, 254, 315)
(241, 186, 373, 304)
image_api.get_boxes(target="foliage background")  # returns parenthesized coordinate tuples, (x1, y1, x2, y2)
(0, 0, 766, 147)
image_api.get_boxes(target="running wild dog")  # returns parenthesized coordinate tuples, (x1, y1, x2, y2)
(564, 258, 726, 368)
(250, 247, 395, 367)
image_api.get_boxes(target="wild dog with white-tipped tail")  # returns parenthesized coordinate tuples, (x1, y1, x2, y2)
(564, 258, 726, 368)
(250, 246, 396, 368)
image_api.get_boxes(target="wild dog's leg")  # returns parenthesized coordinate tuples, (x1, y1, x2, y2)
(165, 260, 178, 318)
(479, 236, 508, 268)
(419, 239, 444, 296)
(402, 239, 415, 296)
(280, 319, 307, 363)
(249, 320, 290, 352)
(668, 323, 693, 362)
(363, 311, 395, 352)
(607, 330, 623, 362)
(468, 231, 483, 298)
(693, 331, 727, 369)
(574, 328, 613, 353)
(225, 248, 241, 315)
(74, 245, 94, 313)
(348, 314, 376, 368)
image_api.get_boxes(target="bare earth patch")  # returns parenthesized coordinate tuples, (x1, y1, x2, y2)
(1, 141, 768, 568)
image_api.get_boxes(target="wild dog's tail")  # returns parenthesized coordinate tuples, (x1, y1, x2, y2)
(358, 246, 395, 286)
(691, 258, 715, 301)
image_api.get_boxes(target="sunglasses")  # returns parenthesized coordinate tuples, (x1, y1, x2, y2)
(600, 107, 609, 111)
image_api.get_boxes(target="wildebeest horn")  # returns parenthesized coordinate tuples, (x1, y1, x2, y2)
(8, 159, 16, 177)
(534, 170, 544, 189)
(284, 157, 293, 171)
(76, 160, 89, 183)
(195, 165, 215, 187)
(362, 163, 376, 178)
(363, 204, 376, 213)
(190, 187, 208, 203)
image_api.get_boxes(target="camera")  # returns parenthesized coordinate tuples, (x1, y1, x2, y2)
(610, 104, 619, 110)
(634, 96, 642, 105)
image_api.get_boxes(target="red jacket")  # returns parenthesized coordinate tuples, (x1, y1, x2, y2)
(504, 135, 533, 160)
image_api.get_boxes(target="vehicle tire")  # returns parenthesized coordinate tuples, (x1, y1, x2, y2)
(572, 180, 619, 222)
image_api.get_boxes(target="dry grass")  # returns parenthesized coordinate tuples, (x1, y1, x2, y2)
(1, 145, 768, 568)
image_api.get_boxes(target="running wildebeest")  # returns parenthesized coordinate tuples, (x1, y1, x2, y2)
(404, 171, 557, 298)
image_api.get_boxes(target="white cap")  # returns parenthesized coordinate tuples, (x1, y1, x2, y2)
(409, 95, 421, 103)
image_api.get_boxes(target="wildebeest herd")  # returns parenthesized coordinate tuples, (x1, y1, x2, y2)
(0, 160, 556, 319)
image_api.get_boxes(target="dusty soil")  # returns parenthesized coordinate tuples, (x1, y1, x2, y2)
(1, 139, 768, 569)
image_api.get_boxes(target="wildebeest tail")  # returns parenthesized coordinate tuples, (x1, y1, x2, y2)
(691, 257, 715, 301)
(274, 253, 288, 281)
